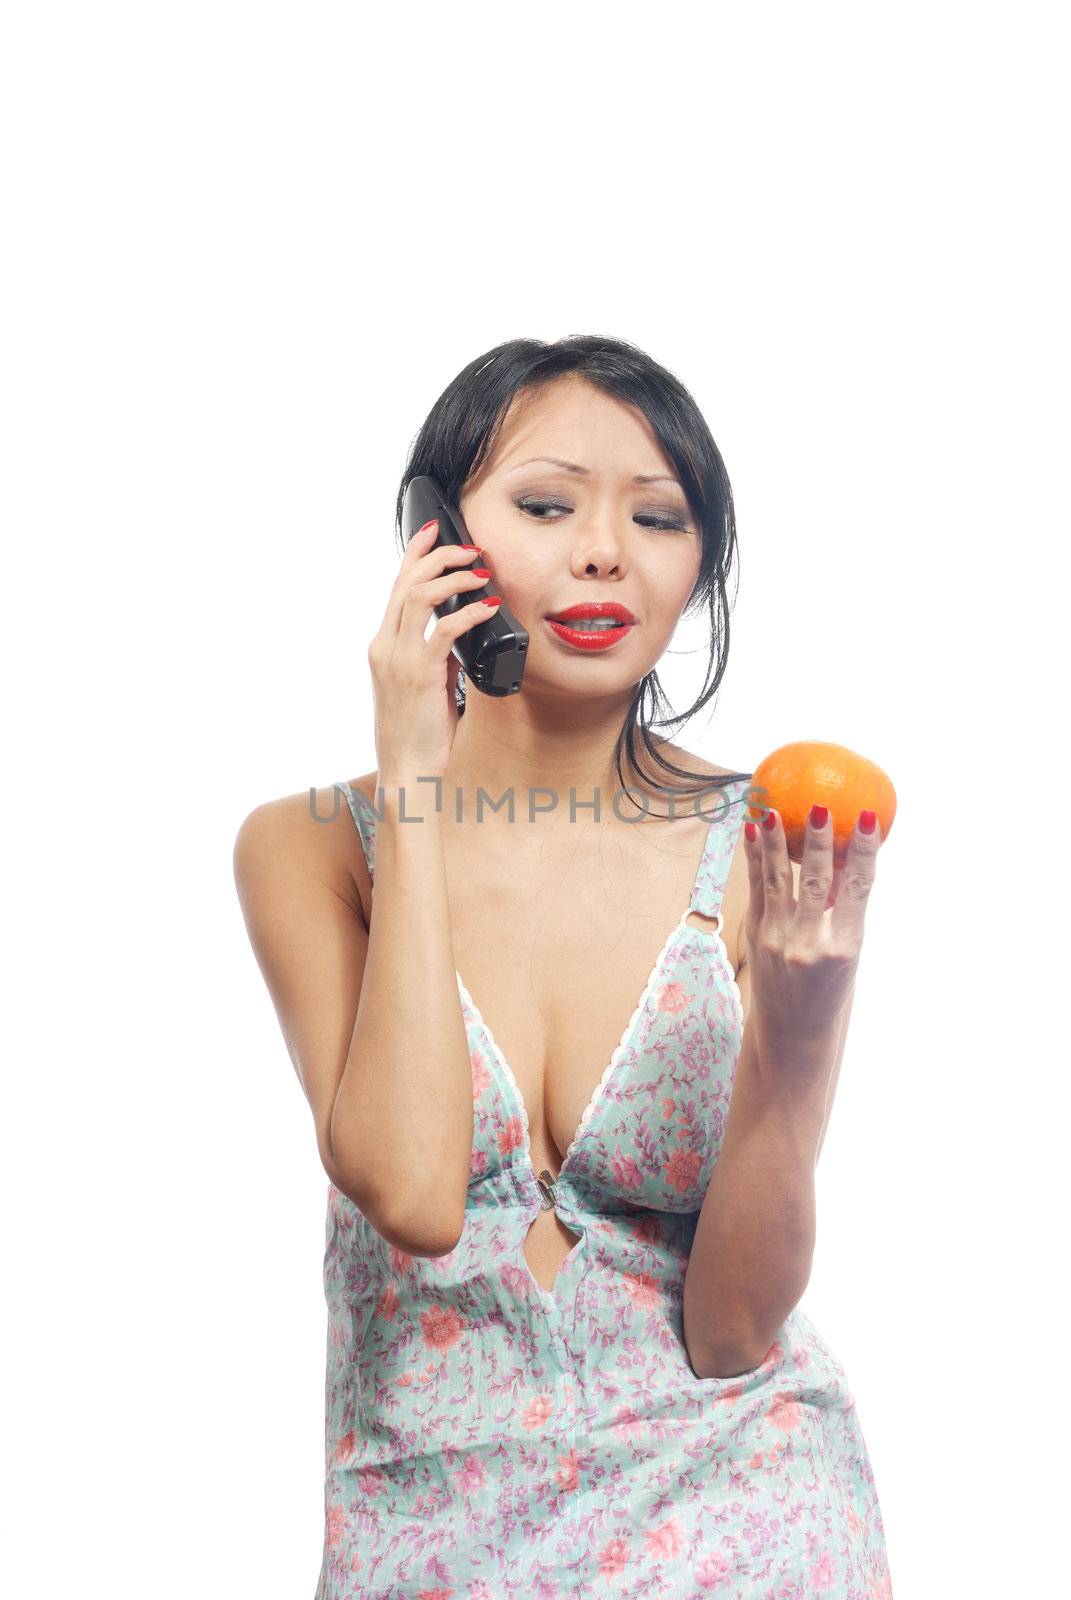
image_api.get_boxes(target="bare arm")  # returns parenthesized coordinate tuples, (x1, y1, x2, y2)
(232, 780, 471, 1257)
(682, 904, 855, 1379)
(328, 774, 473, 1250)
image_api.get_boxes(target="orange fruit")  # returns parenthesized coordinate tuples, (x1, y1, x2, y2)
(746, 740, 896, 865)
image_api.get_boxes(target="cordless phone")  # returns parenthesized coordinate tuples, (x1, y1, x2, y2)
(402, 474, 529, 696)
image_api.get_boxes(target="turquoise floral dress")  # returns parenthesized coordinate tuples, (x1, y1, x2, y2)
(315, 779, 893, 1599)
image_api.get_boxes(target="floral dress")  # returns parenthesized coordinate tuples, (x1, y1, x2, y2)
(315, 778, 893, 1599)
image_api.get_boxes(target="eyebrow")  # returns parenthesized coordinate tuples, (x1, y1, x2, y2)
(505, 455, 681, 487)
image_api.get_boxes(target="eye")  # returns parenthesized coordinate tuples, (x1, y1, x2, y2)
(515, 497, 690, 532)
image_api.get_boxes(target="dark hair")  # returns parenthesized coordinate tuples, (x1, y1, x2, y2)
(394, 334, 753, 820)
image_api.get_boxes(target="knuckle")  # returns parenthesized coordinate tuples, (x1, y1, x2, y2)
(799, 870, 830, 900)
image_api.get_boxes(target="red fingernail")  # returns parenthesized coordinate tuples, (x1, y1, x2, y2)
(745, 821, 757, 842)
(458, 543, 481, 550)
(762, 810, 777, 831)
(418, 518, 438, 533)
(810, 804, 828, 828)
(471, 567, 492, 579)
(859, 810, 876, 834)
(480, 595, 502, 606)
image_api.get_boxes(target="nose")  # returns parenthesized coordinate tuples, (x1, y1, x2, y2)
(573, 524, 626, 577)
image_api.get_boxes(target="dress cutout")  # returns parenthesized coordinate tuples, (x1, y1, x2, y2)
(315, 778, 893, 1598)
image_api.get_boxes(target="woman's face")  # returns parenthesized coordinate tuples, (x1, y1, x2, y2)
(458, 375, 703, 694)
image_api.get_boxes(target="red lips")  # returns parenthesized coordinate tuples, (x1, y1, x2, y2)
(545, 602, 636, 623)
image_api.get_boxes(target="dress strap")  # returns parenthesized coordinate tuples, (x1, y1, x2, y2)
(336, 775, 750, 910)
(688, 778, 751, 921)
(335, 780, 376, 882)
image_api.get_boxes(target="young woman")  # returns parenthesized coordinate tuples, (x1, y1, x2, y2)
(234, 335, 893, 1598)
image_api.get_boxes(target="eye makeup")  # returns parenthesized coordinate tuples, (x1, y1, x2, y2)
(514, 496, 692, 533)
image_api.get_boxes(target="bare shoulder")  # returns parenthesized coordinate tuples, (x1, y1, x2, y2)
(232, 780, 367, 919)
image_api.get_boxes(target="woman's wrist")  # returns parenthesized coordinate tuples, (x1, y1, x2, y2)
(374, 771, 445, 820)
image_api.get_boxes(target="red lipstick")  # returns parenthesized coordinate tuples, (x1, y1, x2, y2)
(544, 601, 636, 652)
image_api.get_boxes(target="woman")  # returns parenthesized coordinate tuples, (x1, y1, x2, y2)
(234, 335, 894, 1597)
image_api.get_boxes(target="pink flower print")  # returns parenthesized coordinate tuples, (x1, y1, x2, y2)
(469, 1145, 487, 1178)
(420, 1303, 466, 1350)
(766, 1337, 785, 1366)
(326, 1501, 347, 1550)
(376, 1282, 400, 1321)
(332, 1428, 358, 1465)
(791, 1341, 811, 1371)
(644, 1517, 685, 1559)
(501, 1261, 534, 1299)
(521, 1392, 555, 1431)
(556, 1446, 580, 1492)
(394, 1371, 414, 1387)
(389, 1246, 416, 1276)
(597, 1536, 631, 1578)
(608, 1149, 644, 1190)
(661, 1096, 677, 1120)
(869, 1572, 894, 1600)
(471, 1046, 493, 1099)
(467, 1583, 494, 1600)
(454, 1454, 487, 1496)
(498, 1114, 525, 1156)
(664, 1144, 703, 1193)
(655, 980, 691, 1015)
(808, 1549, 837, 1589)
(694, 1544, 734, 1587)
(766, 1392, 803, 1432)
(747, 1450, 765, 1469)
(349, 1551, 364, 1572)
(632, 1214, 663, 1246)
(329, 1185, 356, 1227)
(609, 1404, 647, 1441)
(357, 1465, 387, 1497)
(621, 1270, 661, 1311)
(415, 1589, 452, 1600)
(846, 1503, 861, 1536)
(714, 1382, 746, 1405)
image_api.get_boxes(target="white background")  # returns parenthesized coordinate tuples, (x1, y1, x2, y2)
(3, 3, 1067, 1594)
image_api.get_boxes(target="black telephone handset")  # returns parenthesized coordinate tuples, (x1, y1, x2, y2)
(401, 475, 528, 697)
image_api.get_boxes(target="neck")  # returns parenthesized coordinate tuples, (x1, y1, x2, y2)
(441, 682, 661, 828)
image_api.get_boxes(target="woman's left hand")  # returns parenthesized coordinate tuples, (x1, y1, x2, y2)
(741, 804, 882, 1056)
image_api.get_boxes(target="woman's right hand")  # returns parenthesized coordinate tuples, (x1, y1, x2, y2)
(367, 517, 502, 784)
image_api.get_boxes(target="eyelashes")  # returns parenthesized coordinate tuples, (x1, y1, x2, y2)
(515, 497, 691, 533)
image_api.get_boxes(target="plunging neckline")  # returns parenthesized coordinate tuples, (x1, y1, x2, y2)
(456, 902, 740, 1184)
(336, 778, 745, 1190)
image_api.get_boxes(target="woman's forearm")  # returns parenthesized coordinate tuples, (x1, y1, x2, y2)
(330, 776, 473, 1254)
(682, 1009, 842, 1378)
